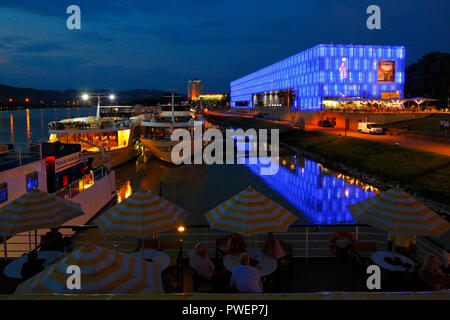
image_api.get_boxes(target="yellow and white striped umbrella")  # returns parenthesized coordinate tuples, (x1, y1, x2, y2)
(93, 189, 188, 238)
(347, 188, 449, 236)
(204, 186, 297, 236)
(15, 244, 163, 294)
(0, 189, 84, 235)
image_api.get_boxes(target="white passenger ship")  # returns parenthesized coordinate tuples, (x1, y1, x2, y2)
(0, 142, 116, 257)
(140, 104, 203, 164)
(48, 106, 143, 168)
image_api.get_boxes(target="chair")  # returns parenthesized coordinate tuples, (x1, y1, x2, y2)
(136, 238, 159, 251)
(266, 241, 294, 292)
(160, 239, 183, 293)
(215, 236, 229, 259)
(191, 267, 214, 293)
(353, 241, 378, 289)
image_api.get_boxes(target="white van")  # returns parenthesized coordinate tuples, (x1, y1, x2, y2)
(358, 122, 384, 134)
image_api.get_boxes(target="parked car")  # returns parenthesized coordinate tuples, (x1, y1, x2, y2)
(358, 122, 384, 134)
(318, 120, 334, 127)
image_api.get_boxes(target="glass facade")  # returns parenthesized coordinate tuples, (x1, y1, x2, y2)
(230, 44, 405, 111)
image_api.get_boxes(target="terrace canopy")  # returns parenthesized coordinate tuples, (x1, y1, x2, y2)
(15, 244, 164, 294)
(347, 188, 449, 251)
(0, 189, 84, 257)
(204, 186, 297, 237)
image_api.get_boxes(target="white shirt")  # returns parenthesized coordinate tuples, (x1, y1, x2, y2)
(189, 251, 215, 280)
(230, 265, 263, 293)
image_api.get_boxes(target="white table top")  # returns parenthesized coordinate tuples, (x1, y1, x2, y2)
(129, 249, 170, 271)
(371, 251, 415, 272)
(4, 250, 63, 279)
(223, 249, 278, 277)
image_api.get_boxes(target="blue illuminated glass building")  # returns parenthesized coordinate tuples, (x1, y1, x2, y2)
(230, 44, 405, 111)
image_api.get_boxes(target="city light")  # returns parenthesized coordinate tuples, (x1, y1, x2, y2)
(177, 226, 185, 233)
(109, 94, 115, 100)
(82, 93, 89, 100)
(25, 98, 30, 102)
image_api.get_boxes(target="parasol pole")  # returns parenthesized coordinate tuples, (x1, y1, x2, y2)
(3, 233, 7, 259)
(141, 237, 145, 260)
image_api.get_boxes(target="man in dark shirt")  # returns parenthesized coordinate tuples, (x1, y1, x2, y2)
(41, 228, 64, 251)
(21, 251, 45, 280)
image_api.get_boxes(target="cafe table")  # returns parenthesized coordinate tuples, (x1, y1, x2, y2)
(3, 250, 63, 279)
(129, 249, 170, 271)
(371, 251, 415, 272)
(223, 249, 277, 277)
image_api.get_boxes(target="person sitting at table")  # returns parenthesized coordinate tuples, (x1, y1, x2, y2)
(230, 253, 263, 293)
(420, 253, 450, 290)
(263, 232, 285, 259)
(20, 251, 45, 280)
(189, 242, 216, 281)
(387, 233, 416, 257)
(63, 237, 74, 255)
(225, 234, 246, 255)
(41, 228, 64, 251)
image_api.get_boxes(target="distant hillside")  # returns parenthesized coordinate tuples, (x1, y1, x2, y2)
(0, 84, 183, 106)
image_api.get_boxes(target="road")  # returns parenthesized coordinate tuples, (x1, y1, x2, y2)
(307, 125, 450, 156)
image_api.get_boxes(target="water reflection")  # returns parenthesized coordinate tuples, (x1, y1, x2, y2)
(26, 109, 31, 141)
(246, 156, 377, 224)
(0, 108, 93, 144)
(9, 114, 14, 144)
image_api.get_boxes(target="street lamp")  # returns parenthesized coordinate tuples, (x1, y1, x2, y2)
(81, 92, 116, 120)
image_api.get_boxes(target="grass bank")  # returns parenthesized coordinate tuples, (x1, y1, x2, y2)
(282, 130, 450, 206)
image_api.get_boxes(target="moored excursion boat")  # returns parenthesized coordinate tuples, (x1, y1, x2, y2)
(48, 106, 143, 168)
(0, 142, 116, 257)
(140, 104, 204, 164)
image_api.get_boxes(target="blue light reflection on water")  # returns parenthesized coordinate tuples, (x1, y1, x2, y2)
(245, 156, 377, 225)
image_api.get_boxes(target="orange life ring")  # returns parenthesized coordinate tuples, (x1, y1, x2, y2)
(329, 231, 356, 257)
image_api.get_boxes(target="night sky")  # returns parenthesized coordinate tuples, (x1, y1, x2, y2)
(0, 0, 448, 93)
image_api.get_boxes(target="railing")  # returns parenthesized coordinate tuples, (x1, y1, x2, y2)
(70, 224, 449, 267)
(2, 223, 448, 267)
(53, 165, 109, 199)
(0, 143, 42, 172)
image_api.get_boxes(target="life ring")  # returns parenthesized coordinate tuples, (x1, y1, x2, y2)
(330, 231, 356, 257)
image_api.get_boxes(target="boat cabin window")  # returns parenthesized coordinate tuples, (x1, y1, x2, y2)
(26, 172, 38, 191)
(51, 130, 130, 152)
(0, 182, 7, 203)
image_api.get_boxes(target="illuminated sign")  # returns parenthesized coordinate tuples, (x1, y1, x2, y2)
(339, 58, 348, 80)
(378, 61, 395, 82)
(55, 152, 82, 173)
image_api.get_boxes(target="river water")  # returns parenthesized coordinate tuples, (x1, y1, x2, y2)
(1, 108, 377, 226)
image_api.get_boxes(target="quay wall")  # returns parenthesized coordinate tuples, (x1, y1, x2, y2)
(233, 108, 430, 131)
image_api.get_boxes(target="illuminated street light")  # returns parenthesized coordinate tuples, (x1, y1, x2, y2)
(81, 92, 118, 120)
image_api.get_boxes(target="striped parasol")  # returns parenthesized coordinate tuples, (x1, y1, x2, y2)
(15, 244, 163, 294)
(0, 189, 84, 235)
(204, 186, 297, 236)
(347, 188, 449, 236)
(93, 189, 188, 238)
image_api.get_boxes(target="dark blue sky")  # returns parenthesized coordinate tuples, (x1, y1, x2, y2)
(0, 0, 448, 94)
